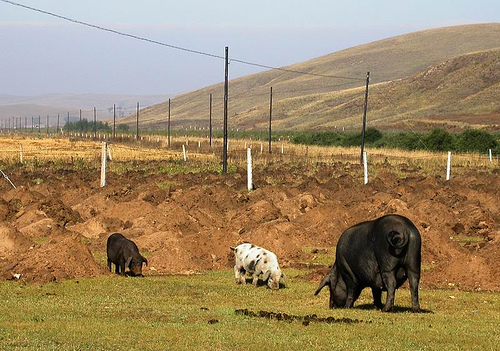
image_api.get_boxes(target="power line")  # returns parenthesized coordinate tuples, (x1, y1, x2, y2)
(0, 0, 223, 60)
(1, 0, 364, 81)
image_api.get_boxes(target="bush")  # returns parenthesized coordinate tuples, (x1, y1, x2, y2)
(424, 129, 454, 151)
(455, 129, 498, 153)
(64, 119, 111, 133)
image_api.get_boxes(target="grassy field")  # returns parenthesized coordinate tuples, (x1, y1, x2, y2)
(0, 270, 498, 350)
(0, 136, 497, 177)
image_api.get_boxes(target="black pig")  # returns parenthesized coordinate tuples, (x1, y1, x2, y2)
(315, 214, 421, 312)
(106, 233, 148, 277)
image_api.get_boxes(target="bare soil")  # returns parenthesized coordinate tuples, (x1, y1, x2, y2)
(0, 162, 499, 292)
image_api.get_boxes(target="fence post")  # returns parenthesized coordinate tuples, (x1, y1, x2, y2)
(100, 142, 107, 187)
(247, 148, 253, 191)
(360, 71, 370, 164)
(209, 93, 212, 147)
(222, 46, 229, 174)
(446, 151, 451, 181)
(269, 86, 273, 153)
(363, 151, 368, 185)
(19, 145, 23, 164)
(107, 146, 113, 161)
(182, 144, 187, 161)
(136, 102, 140, 140)
(489, 149, 492, 163)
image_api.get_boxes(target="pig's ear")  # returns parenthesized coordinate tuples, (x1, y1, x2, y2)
(262, 270, 271, 281)
(125, 257, 132, 268)
(142, 256, 148, 266)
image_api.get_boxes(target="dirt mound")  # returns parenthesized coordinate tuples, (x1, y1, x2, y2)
(0, 161, 499, 291)
(0, 231, 109, 283)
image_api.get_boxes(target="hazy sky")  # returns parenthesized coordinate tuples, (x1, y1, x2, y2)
(1, 0, 498, 96)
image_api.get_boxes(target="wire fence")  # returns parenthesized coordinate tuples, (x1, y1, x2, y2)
(0, 132, 497, 180)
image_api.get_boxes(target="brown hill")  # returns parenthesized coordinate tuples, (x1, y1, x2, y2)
(119, 23, 500, 131)
(237, 48, 500, 131)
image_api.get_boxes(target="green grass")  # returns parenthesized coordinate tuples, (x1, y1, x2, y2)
(451, 235, 485, 246)
(0, 270, 498, 350)
(300, 247, 334, 267)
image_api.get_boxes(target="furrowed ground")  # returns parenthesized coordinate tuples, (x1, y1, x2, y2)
(0, 135, 499, 349)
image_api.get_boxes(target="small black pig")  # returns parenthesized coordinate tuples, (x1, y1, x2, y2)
(106, 233, 148, 277)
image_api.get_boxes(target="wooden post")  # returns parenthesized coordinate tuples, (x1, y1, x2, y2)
(363, 151, 368, 184)
(360, 71, 370, 164)
(136, 102, 139, 140)
(168, 98, 171, 148)
(19, 145, 23, 164)
(269, 86, 272, 153)
(446, 151, 451, 180)
(222, 46, 229, 174)
(247, 148, 253, 191)
(93, 107, 97, 139)
(113, 104, 116, 138)
(209, 93, 212, 147)
(107, 146, 113, 161)
(100, 142, 107, 187)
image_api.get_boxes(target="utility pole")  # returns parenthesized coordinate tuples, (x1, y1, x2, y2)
(360, 71, 370, 164)
(93, 107, 97, 138)
(269, 86, 273, 153)
(113, 104, 116, 138)
(57, 113, 60, 132)
(136, 102, 139, 140)
(38, 115, 41, 133)
(46, 115, 49, 134)
(209, 93, 212, 147)
(222, 46, 229, 174)
(168, 98, 171, 148)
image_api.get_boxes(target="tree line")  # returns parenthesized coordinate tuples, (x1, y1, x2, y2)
(291, 128, 499, 153)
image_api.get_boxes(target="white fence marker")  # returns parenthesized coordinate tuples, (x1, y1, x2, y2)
(363, 151, 368, 185)
(247, 148, 253, 191)
(260, 144, 263, 154)
(446, 151, 451, 181)
(198, 141, 201, 148)
(281, 143, 284, 154)
(182, 144, 187, 161)
(107, 146, 113, 161)
(19, 145, 23, 164)
(100, 142, 107, 187)
(489, 149, 492, 163)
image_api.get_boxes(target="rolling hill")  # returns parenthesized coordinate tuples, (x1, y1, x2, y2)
(0, 94, 171, 122)
(119, 23, 500, 131)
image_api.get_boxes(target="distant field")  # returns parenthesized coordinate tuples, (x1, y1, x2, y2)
(0, 271, 498, 350)
(0, 135, 497, 175)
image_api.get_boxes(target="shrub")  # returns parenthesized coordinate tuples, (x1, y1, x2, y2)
(424, 129, 454, 151)
(455, 129, 498, 153)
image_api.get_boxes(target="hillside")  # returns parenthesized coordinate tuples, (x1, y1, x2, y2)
(0, 93, 171, 122)
(119, 23, 500, 131)
(237, 49, 500, 131)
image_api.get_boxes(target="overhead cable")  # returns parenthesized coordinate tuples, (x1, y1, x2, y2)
(1, 0, 364, 81)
